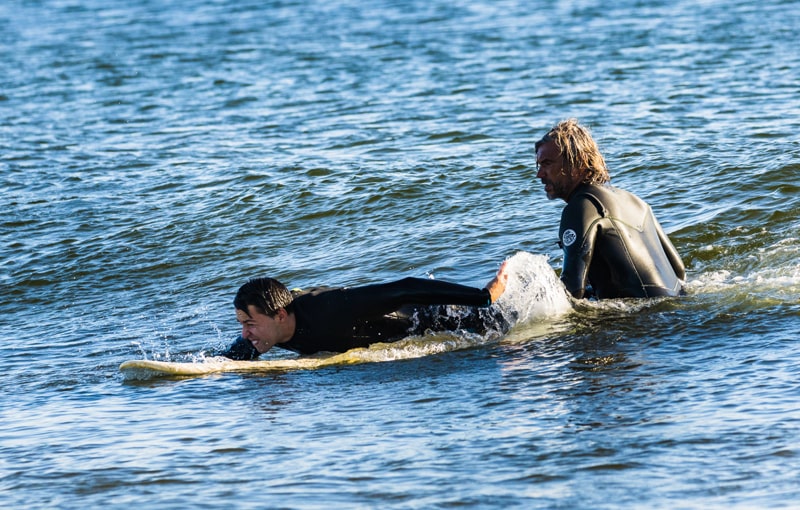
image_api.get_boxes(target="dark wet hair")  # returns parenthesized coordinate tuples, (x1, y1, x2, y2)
(234, 277, 294, 317)
(535, 118, 610, 185)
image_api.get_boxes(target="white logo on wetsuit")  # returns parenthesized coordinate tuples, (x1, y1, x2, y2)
(562, 229, 577, 247)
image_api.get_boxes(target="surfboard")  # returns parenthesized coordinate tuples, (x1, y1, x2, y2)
(119, 352, 363, 381)
(119, 328, 509, 381)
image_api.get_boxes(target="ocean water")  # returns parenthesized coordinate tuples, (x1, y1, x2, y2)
(1, 0, 799, 508)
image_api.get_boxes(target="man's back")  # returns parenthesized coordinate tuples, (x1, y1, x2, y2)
(559, 183, 685, 299)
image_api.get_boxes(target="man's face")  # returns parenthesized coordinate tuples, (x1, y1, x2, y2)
(536, 140, 580, 202)
(236, 305, 285, 353)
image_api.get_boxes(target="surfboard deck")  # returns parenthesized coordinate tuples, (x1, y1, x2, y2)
(119, 353, 361, 380)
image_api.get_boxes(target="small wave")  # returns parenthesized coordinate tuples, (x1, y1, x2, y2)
(687, 237, 800, 303)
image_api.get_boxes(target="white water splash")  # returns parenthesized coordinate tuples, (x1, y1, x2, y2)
(495, 251, 573, 326)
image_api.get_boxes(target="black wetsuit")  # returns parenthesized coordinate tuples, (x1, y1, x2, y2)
(222, 277, 506, 359)
(559, 183, 686, 299)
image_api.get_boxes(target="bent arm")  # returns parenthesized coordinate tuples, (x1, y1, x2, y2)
(560, 237, 594, 299)
(560, 224, 597, 300)
(558, 194, 599, 299)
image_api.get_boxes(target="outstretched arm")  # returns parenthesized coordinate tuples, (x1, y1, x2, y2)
(343, 262, 510, 316)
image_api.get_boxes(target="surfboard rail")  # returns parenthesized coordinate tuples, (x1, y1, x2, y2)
(119, 353, 361, 380)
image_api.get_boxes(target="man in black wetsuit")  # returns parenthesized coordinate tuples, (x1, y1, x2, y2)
(535, 118, 685, 299)
(222, 263, 510, 359)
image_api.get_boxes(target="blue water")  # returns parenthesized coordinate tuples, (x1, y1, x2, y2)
(2, 0, 799, 508)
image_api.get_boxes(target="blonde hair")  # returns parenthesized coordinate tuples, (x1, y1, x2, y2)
(535, 118, 610, 185)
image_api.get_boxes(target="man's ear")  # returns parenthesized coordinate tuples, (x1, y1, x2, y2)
(274, 307, 288, 321)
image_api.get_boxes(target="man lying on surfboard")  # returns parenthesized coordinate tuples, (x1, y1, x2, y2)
(220, 262, 510, 359)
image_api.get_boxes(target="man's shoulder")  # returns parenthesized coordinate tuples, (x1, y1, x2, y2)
(559, 186, 606, 244)
(291, 286, 347, 315)
(569, 184, 646, 211)
(564, 184, 610, 216)
(292, 286, 337, 298)
(571, 183, 624, 200)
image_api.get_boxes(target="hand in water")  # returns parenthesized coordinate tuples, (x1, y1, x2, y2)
(486, 260, 510, 304)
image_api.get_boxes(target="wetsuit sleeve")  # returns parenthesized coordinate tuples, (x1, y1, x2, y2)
(342, 277, 492, 316)
(219, 336, 260, 360)
(559, 198, 599, 299)
(655, 220, 686, 281)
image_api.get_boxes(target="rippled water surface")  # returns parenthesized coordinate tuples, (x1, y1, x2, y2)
(2, 0, 799, 508)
